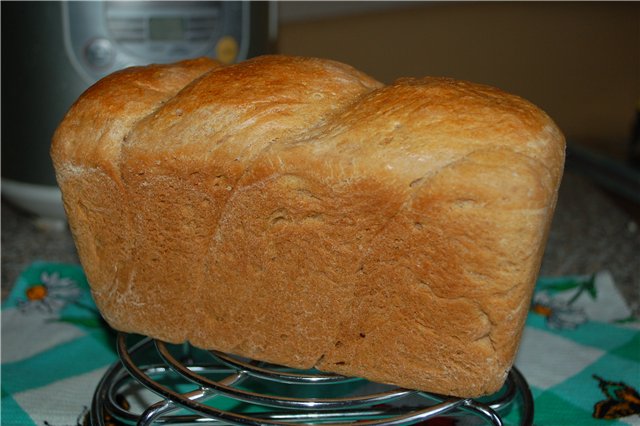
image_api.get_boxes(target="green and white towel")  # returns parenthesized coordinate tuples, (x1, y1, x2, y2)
(2, 261, 639, 425)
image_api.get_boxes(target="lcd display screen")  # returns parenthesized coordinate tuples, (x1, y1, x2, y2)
(149, 17, 185, 41)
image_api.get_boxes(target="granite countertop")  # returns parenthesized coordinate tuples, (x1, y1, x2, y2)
(2, 170, 639, 316)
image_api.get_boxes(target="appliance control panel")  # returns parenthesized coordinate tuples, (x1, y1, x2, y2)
(63, 1, 249, 84)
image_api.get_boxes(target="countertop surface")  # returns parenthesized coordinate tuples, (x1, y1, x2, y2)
(2, 170, 639, 316)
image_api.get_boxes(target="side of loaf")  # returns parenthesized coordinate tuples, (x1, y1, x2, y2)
(51, 55, 565, 398)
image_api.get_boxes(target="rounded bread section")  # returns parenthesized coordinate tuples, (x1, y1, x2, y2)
(50, 58, 221, 328)
(225, 76, 564, 396)
(119, 56, 383, 343)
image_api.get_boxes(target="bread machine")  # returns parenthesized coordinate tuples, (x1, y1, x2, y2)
(1, 1, 276, 221)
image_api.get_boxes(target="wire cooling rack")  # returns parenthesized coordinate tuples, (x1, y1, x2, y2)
(89, 333, 534, 426)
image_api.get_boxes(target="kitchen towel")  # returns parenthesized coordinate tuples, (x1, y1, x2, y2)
(1, 261, 639, 425)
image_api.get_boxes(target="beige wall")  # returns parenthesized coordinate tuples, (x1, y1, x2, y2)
(277, 2, 640, 161)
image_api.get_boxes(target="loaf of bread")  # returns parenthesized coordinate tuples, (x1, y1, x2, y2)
(51, 55, 564, 398)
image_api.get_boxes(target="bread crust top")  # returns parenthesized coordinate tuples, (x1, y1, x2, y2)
(53, 55, 563, 186)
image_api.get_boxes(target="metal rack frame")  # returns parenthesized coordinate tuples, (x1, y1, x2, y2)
(89, 333, 534, 426)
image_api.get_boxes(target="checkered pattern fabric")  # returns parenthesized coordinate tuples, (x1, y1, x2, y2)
(512, 274, 640, 425)
(2, 262, 639, 425)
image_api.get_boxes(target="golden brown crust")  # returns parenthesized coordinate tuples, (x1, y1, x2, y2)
(51, 55, 565, 397)
(50, 58, 221, 322)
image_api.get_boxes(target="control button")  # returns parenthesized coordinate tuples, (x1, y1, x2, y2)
(215, 36, 238, 64)
(84, 38, 115, 69)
